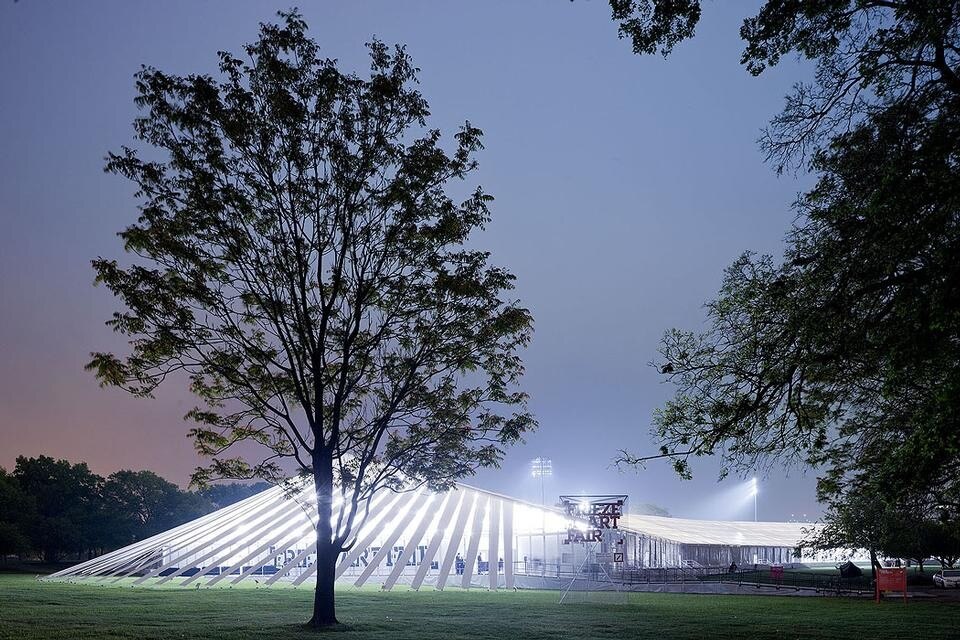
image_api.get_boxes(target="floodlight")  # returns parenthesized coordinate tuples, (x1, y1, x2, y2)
(530, 457, 552, 478)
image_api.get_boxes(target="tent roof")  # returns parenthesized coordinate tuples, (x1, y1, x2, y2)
(619, 514, 814, 547)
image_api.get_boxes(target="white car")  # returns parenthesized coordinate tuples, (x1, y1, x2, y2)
(933, 569, 960, 588)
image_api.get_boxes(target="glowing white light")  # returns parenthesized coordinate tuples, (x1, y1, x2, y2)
(748, 477, 759, 497)
(530, 457, 552, 478)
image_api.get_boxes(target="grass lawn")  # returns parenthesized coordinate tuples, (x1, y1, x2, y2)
(0, 574, 957, 640)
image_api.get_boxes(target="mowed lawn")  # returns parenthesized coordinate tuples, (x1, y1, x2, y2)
(0, 574, 957, 640)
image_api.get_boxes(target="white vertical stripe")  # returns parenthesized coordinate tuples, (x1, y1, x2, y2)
(353, 490, 431, 587)
(503, 500, 514, 589)
(411, 491, 463, 590)
(48, 486, 286, 580)
(435, 490, 476, 590)
(96, 487, 288, 582)
(178, 494, 318, 586)
(134, 488, 298, 585)
(488, 499, 500, 590)
(334, 491, 412, 579)
(293, 490, 414, 588)
(230, 529, 310, 585)
(382, 493, 450, 590)
(267, 541, 316, 586)
(461, 493, 488, 589)
(204, 507, 312, 586)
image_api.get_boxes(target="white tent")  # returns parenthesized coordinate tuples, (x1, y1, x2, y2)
(46, 483, 815, 589)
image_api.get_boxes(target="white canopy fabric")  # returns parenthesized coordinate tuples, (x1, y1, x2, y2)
(45, 483, 815, 589)
(621, 514, 815, 547)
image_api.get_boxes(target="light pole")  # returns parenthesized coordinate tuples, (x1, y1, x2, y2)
(530, 457, 552, 576)
(750, 477, 759, 522)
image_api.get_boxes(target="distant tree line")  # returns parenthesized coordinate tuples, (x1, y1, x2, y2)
(0, 455, 268, 563)
(804, 481, 960, 573)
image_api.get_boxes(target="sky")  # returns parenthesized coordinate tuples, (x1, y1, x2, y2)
(0, 1, 822, 522)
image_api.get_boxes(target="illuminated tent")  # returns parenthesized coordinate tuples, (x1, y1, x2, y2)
(45, 483, 815, 589)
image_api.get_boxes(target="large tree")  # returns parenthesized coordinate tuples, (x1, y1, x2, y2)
(612, 2, 960, 516)
(13, 456, 103, 562)
(808, 481, 960, 573)
(88, 12, 534, 626)
(99, 470, 212, 547)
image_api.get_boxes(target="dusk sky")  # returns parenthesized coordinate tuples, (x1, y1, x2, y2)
(0, 1, 822, 521)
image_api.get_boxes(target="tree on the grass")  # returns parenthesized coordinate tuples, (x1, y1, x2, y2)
(100, 470, 212, 547)
(803, 483, 892, 577)
(88, 12, 534, 627)
(610, 2, 960, 522)
(926, 519, 960, 569)
(12, 456, 105, 562)
(808, 482, 960, 574)
(0, 468, 31, 560)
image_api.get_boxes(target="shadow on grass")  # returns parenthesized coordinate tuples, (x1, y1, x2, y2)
(295, 622, 355, 634)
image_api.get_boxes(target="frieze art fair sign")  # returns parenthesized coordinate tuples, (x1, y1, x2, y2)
(560, 495, 627, 544)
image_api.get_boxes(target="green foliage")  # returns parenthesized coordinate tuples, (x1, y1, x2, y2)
(608, 0, 701, 56)
(89, 10, 534, 496)
(612, 1, 960, 530)
(607, 1, 960, 170)
(99, 470, 214, 547)
(1, 457, 232, 561)
(649, 100, 960, 510)
(3, 574, 960, 640)
(807, 482, 960, 570)
(12, 456, 103, 562)
(88, 11, 534, 624)
(0, 468, 31, 556)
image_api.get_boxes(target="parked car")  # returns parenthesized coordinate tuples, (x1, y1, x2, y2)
(933, 569, 960, 588)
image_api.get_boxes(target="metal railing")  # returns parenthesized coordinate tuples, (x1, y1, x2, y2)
(512, 562, 872, 594)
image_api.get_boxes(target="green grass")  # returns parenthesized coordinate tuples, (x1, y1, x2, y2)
(0, 574, 956, 639)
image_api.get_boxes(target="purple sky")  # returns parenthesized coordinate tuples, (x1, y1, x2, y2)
(0, 1, 821, 521)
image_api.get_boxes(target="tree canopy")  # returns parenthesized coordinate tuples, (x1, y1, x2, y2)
(88, 11, 534, 626)
(0, 456, 248, 563)
(612, 1, 960, 527)
(609, 1, 960, 169)
(99, 470, 212, 548)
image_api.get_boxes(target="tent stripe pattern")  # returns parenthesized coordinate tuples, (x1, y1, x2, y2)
(46, 483, 821, 590)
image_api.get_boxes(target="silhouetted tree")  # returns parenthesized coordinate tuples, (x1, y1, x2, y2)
(607, 1, 960, 168)
(612, 2, 960, 523)
(809, 482, 960, 575)
(100, 470, 213, 547)
(927, 519, 960, 569)
(0, 468, 31, 560)
(13, 456, 103, 562)
(87, 12, 534, 627)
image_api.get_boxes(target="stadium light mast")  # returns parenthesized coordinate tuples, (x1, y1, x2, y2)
(749, 477, 759, 522)
(530, 457, 552, 505)
(530, 457, 552, 576)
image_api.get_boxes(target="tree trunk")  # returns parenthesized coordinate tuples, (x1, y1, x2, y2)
(309, 450, 339, 628)
(869, 547, 879, 581)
